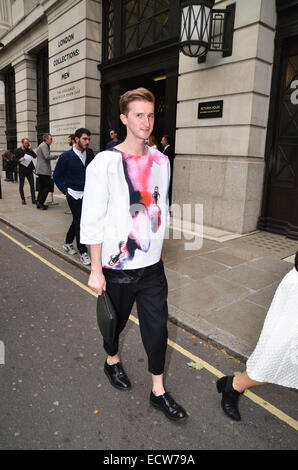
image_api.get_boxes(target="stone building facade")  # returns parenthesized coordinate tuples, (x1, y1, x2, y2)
(0, 0, 297, 239)
(176, 0, 276, 234)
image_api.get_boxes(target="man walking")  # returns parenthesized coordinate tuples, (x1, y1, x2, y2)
(14, 138, 37, 205)
(161, 135, 175, 207)
(53, 128, 94, 265)
(80, 88, 187, 421)
(36, 134, 57, 210)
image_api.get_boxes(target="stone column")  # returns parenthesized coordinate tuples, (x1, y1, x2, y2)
(0, 0, 12, 36)
(175, 0, 276, 234)
(0, 0, 10, 172)
(12, 53, 37, 147)
(46, 0, 102, 154)
(0, 79, 5, 173)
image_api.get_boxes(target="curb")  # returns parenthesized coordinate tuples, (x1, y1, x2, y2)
(0, 213, 251, 364)
(167, 305, 252, 362)
(0, 213, 91, 273)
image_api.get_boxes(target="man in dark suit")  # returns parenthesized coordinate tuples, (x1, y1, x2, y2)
(161, 135, 175, 206)
(15, 138, 37, 205)
(53, 128, 95, 265)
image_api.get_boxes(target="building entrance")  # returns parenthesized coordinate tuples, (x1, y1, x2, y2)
(100, 0, 180, 152)
(100, 65, 178, 152)
(259, 32, 298, 239)
(102, 74, 167, 151)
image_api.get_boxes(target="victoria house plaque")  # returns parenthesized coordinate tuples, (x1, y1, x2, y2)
(198, 100, 223, 119)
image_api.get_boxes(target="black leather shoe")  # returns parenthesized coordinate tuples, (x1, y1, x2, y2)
(37, 202, 48, 210)
(216, 375, 242, 421)
(150, 391, 188, 421)
(104, 361, 131, 391)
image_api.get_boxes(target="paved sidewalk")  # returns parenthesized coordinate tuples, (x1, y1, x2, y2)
(0, 177, 297, 362)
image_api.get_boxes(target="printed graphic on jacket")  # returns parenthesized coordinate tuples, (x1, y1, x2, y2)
(106, 149, 164, 269)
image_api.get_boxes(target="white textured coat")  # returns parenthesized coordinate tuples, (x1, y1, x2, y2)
(80, 147, 170, 269)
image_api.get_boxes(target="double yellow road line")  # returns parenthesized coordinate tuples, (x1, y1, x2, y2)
(0, 227, 297, 432)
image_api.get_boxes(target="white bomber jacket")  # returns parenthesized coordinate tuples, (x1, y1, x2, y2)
(80, 146, 170, 270)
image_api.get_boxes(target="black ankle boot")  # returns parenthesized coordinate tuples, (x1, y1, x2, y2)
(216, 375, 242, 421)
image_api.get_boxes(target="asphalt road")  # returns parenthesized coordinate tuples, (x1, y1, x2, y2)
(0, 221, 297, 451)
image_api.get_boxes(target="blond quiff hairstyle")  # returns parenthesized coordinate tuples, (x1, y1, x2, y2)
(120, 87, 155, 115)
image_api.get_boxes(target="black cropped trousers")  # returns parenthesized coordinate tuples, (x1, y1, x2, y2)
(102, 260, 168, 375)
(65, 194, 87, 255)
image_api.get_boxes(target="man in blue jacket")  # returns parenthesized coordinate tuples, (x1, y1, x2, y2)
(53, 128, 95, 265)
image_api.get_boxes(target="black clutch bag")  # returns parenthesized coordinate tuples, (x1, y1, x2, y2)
(96, 291, 117, 344)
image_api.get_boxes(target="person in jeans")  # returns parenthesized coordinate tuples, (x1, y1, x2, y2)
(11, 151, 18, 183)
(53, 128, 94, 265)
(14, 138, 37, 205)
(36, 134, 58, 210)
(80, 88, 187, 421)
(161, 135, 175, 207)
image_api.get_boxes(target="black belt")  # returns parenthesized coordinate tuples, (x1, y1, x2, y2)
(103, 259, 163, 284)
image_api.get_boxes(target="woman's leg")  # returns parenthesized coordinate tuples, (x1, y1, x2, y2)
(233, 371, 267, 393)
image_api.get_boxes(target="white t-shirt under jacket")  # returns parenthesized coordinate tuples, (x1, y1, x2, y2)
(80, 146, 170, 270)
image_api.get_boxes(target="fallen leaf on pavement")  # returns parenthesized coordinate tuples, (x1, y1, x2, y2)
(187, 361, 204, 371)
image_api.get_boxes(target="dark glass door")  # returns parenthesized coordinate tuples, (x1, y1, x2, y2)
(101, 72, 177, 152)
(259, 38, 298, 239)
(4, 67, 17, 151)
(100, 0, 180, 151)
(119, 75, 166, 148)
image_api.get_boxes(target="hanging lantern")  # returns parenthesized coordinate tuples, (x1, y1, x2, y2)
(180, 0, 215, 58)
(180, 1, 236, 60)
